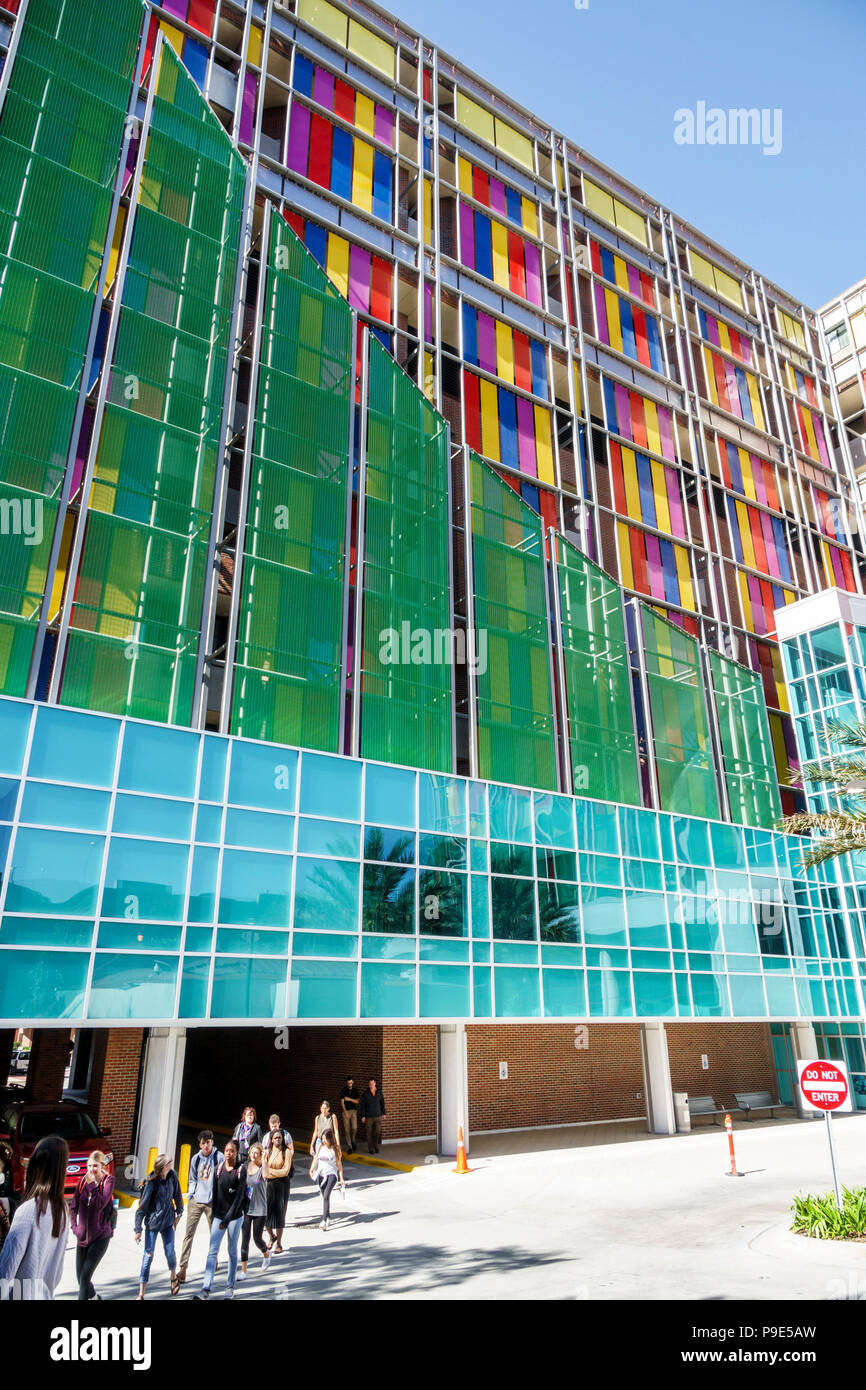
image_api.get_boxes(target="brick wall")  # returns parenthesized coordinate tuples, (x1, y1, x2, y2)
(381, 1025, 438, 1139)
(667, 1022, 777, 1111)
(467, 1023, 646, 1131)
(88, 1029, 145, 1161)
(26, 1029, 72, 1101)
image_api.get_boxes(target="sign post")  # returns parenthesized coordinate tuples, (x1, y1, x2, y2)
(797, 1059, 852, 1207)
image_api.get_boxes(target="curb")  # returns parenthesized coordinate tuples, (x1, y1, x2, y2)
(344, 1152, 416, 1173)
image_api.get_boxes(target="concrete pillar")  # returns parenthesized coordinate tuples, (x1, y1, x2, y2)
(790, 1021, 819, 1119)
(27, 1029, 72, 1101)
(134, 1027, 186, 1181)
(641, 1022, 676, 1135)
(437, 1023, 469, 1156)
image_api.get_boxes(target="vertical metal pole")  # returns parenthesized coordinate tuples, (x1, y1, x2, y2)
(338, 309, 359, 754)
(0, 0, 30, 119)
(630, 596, 661, 811)
(548, 530, 573, 796)
(218, 205, 272, 734)
(698, 646, 732, 823)
(444, 425, 456, 774)
(826, 1110, 843, 1208)
(462, 444, 479, 781)
(540, 520, 562, 794)
(350, 326, 370, 758)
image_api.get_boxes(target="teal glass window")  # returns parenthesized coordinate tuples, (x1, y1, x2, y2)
(216, 928, 289, 956)
(112, 795, 193, 840)
(6, 829, 104, 914)
(300, 752, 361, 820)
(690, 971, 729, 1016)
(631, 948, 671, 970)
(97, 923, 182, 951)
(493, 941, 537, 964)
(470, 873, 490, 937)
(361, 961, 416, 1016)
(0, 701, 32, 776)
(224, 808, 293, 851)
(677, 865, 713, 896)
(419, 937, 470, 961)
(188, 847, 218, 924)
(184, 927, 213, 952)
(581, 885, 627, 947)
(229, 742, 296, 811)
(490, 843, 533, 876)
(364, 826, 415, 863)
(625, 891, 669, 948)
(587, 967, 632, 1015)
(218, 850, 292, 926)
(534, 792, 575, 848)
(710, 821, 745, 869)
(210, 957, 287, 1018)
(673, 817, 711, 866)
(810, 623, 845, 670)
(292, 933, 358, 958)
(361, 935, 415, 960)
(469, 839, 488, 871)
(364, 764, 415, 827)
(658, 815, 674, 861)
(419, 965, 470, 1017)
(541, 942, 582, 965)
(0, 949, 88, 1018)
(418, 869, 467, 937)
(538, 881, 580, 944)
(119, 724, 199, 799)
(728, 973, 766, 1014)
(632, 971, 676, 1015)
(293, 857, 360, 933)
(542, 968, 586, 1016)
(102, 838, 189, 921)
(362, 864, 415, 934)
(490, 876, 536, 940)
(764, 973, 797, 1016)
(88, 954, 178, 1019)
(195, 804, 223, 843)
(576, 799, 618, 855)
(675, 972, 692, 1014)
(623, 859, 663, 892)
(473, 964, 492, 1015)
(419, 774, 466, 834)
(489, 783, 532, 843)
(297, 818, 361, 858)
(179, 958, 210, 1017)
(419, 834, 466, 869)
(619, 806, 660, 860)
(468, 781, 487, 836)
(292, 959, 357, 1017)
(199, 738, 228, 802)
(472, 939, 490, 963)
(494, 966, 540, 1016)
(536, 848, 577, 881)
(0, 917, 93, 948)
(579, 853, 621, 887)
(20, 782, 110, 831)
(28, 707, 117, 786)
(0, 779, 17, 820)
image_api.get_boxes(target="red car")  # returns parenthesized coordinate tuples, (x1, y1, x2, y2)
(0, 1101, 114, 1197)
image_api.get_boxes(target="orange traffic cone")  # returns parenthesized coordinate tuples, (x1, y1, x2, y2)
(453, 1126, 471, 1174)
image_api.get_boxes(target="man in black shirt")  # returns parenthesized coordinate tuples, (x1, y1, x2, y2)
(359, 1079, 386, 1154)
(339, 1077, 360, 1154)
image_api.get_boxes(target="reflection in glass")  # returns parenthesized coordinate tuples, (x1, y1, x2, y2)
(362, 863, 415, 934)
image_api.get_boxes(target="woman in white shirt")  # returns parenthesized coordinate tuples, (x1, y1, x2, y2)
(0, 1135, 69, 1300)
(308, 1131, 344, 1232)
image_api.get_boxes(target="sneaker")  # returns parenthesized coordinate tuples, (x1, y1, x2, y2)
(320, 1219, 329, 1231)
(238, 1269, 247, 1282)
(194, 1290, 211, 1301)
(262, 1251, 271, 1271)
(225, 1287, 235, 1300)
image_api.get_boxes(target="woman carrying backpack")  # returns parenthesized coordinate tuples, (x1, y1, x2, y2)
(194, 1138, 247, 1299)
(133, 1152, 184, 1299)
(70, 1150, 115, 1301)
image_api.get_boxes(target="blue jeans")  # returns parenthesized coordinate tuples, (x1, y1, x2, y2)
(202, 1215, 242, 1292)
(139, 1226, 176, 1285)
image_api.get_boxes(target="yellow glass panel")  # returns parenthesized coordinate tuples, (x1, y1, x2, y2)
(534, 405, 555, 484)
(674, 546, 694, 610)
(770, 647, 789, 714)
(717, 320, 731, 356)
(746, 374, 764, 431)
(104, 207, 126, 296)
(650, 461, 671, 533)
(690, 250, 715, 292)
(352, 140, 374, 214)
(584, 179, 615, 226)
(247, 24, 263, 66)
(769, 711, 789, 779)
(617, 521, 634, 589)
(495, 117, 533, 170)
(423, 179, 432, 248)
(458, 157, 473, 197)
(520, 196, 536, 236)
(355, 92, 375, 137)
(621, 447, 641, 520)
(604, 288, 622, 354)
(326, 232, 350, 297)
(613, 256, 629, 294)
(644, 401, 661, 456)
(491, 218, 509, 288)
(159, 20, 184, 56)
(572, 360, 582, 417)
(778, 309, 805, 348)
(735, 500, 756, 569)
(702, 346, 718, 406)
(801, 407, 818, 460)
(737, 448, 757, 502)
(424, 350, 435, 403)
(495, 320, 514, 385)
(347, 17, 394, 78)
(737, 569, 752, 631)
(852, 312, 866, 349)
(613, 198, 646, 246)
(713, 266, 743, 307)
(298, 0, 348, 47)
(479, 377, 500, 461)
(457, 92, 495, 145)
(48, 515, 74, 619)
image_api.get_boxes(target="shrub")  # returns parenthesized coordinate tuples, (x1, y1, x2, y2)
(791, 1187, 866, 1239)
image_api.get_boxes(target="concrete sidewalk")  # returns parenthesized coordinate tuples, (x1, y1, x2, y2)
(52, 1112, 866, 1301)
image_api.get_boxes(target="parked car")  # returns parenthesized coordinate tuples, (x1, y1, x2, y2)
(10, 1044, 30, 1076)
(0, 1101, 113, 1197)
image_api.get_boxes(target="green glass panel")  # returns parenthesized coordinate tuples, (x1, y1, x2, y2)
(470, 454, 556, 790)
(232, 210, 352, 750)
(361, 338, 451, 771)
(708, 649, 782, 829)
(639, 606, 720, 819)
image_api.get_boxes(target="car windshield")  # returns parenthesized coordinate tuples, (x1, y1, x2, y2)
(19, 1112, 99, 1143)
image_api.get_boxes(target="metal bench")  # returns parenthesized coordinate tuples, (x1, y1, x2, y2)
(735, 1090, 780, 1120)
(688, 1095, 729, 1125)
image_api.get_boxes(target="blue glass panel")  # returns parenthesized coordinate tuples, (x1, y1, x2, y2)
(300, 753, 361, 819)
(97, 923, 182, 951)
(473, 965, 491, 1016)
(542, 968, 586, 1016)
(119, 723, 199, 798)
(493, 941, 537, 964)
(293, 857, 360, 932)
(690, 971, 729, 1017)
(216, 928, 289, 956)
(210, 957, 286, 1018)
(764, 974, 797, 1016)
(576, 798, 619, 855)
(541, 942, 582, 965)
(472, 940, 490, 963)
(297, 818, 361, 858)
(361, 934, 415, 960)
(418, 869, 467, 937)
(362, 863, 415, 933)
(364, 825, 415, 862)
(533, 792, 575, 849)
(419, 965, 470, 1016)
(677, 865, 713, 896)
(674, 972, 692, 1014)
(293, 53, 314, 96)
(494, 966, 540, 1017)
(6, 828, 103, 914)
(618, 806, 660, 860)
(491, 876, 536, 940)
(0, 779, 18, 820)
(623, 859, 663, 891)
(658, 815, 675, 861)
(292, 932, 358, 958)
(184, 927, 213, 952)
(711, 821, 746, 869)
(726, 953, 760, 972)
(587, 968, 632, 1016)
(673, 817, 711, 865)
(361, 961, 415, 1016)
(195, 804, 223, 843)
(0, 916, 93, 947)
(28, 707, 117, 786)
(419, 937, 470, 961)
(188, 847, 218, 924)
(419, 773, 466, 834)
(218, 850, 292, 926)
(112, 794, 193, 840)
(743, 830, 776, 870)
(364, 764, 415, 827)
(632, 971, 676, 1015)
(88, 954, 178, 1019)
(292, 959, 357, 1017)
(469, 840, 488, 871)
(468, 782, 487, 837)
(579, 853, 621, 886)
(179, 958, 209, 1017)
(0, 700, 32, 775)
(229, 742, 296, 811)
(489, 783, 532, 843)
(101, 839, 189, 921)
(20, 782, 110, 831)
(331, 126, 352, 200)
(0, 949, 88, 1017)
(728, 973, 766, 1014)
(470, 874, 490, 937)
(224, 808, 293, 851)
(631, 948, 670, 970)
(182, 36, 208, 88)
(199, 737, 228, 802)
(581, 885, 627, 946)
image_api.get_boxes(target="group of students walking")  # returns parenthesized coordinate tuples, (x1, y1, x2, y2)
(0, 1077, 386, 1301)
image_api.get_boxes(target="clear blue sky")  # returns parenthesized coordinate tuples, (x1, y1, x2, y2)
(392, 0, 864, 309)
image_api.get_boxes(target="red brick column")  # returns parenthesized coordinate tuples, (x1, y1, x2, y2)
(26, 1029, 72, 1101)
(381, 1026, 438, 1140)
(88, 1029, 145, 1162)
(0, 1030, 16, 1085)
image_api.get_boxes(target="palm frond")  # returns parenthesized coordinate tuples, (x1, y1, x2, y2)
(778, 811, 866, 838)
(799, 835, 866, 868)
(799, 756, 866, 788)
(820, 718, 866, 750)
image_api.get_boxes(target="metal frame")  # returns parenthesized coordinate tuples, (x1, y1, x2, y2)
(350, 325, 371, 758)
(0, 0, 29, 120)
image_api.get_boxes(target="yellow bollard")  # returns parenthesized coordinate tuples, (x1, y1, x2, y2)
(145, 1146, 157, 1181)
(178, 1143, 191, 1193)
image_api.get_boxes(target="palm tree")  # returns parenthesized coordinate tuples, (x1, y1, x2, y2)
(779, 718, 866, 867)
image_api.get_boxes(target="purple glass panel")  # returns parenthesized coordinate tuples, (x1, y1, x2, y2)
(287, 102, 311, 175)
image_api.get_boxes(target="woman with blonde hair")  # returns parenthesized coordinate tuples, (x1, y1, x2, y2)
(0, 1135, 69, 1299)
(70, 1149, 115, 1301)
(239, 1141, 270, 1279)
(133, 1151, 183, 1299)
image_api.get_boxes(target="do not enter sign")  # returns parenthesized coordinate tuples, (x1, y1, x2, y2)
(797, 1059, 852, 1114)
